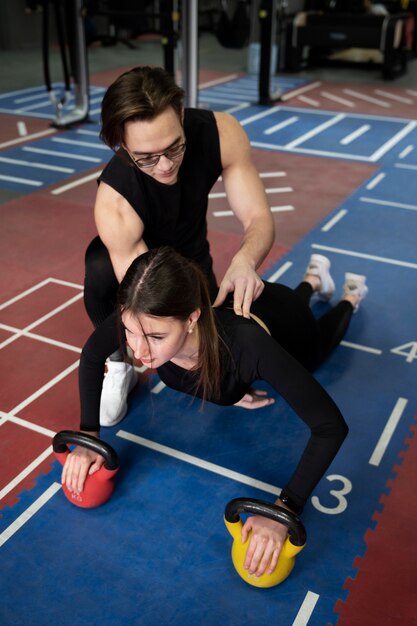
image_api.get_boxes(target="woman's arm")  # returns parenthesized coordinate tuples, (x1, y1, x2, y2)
(61, 312, 123, 493)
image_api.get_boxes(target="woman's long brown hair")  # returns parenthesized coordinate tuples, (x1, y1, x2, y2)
(118, 247, 221, 401)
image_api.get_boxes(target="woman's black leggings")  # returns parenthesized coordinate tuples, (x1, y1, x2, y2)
(294, 282, 354, 366)
(84, 237, 219, 328)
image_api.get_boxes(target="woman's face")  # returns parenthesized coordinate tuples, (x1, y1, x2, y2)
(121, 310, 195, 368)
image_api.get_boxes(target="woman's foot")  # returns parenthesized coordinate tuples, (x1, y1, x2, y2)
(305, 254, 335, 301)
(342, 273, 368, 312)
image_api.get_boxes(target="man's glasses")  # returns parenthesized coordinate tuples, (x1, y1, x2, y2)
(130, 142, 186, 169)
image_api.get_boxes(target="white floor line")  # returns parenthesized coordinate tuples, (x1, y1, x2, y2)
(0, 444, 54, 501)
(117, 430, 282, 496)
(0, 127, 56, 150)
(0, 482, 61, 548)
(10, 360, 80, 415)
(369, 397, 408, 466)
(0, 278, 52, 310)
(0, 410, 57, 438)
(51, 169, 102, 195)
(321, 209, 348, 232)
(267, 261, 293, 283)
(340, 341, 382, 355)
(311, 243, 417, 270)
(360, 196, 417, 212)
(292, 591, 320, 626)
(0, 323, 82, 353)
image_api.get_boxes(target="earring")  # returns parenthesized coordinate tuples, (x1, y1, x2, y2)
(188, 327, 193, 334)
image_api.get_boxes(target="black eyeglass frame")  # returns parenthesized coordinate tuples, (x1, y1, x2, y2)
(128, 142, 187, 169)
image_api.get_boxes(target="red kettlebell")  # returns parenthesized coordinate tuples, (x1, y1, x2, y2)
(53, 430, 119, 508)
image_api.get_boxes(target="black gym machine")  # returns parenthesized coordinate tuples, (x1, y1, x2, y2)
(36, 0, 284, 127)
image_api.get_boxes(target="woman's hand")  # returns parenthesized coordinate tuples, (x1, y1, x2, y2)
(234, 389, 275, 410)
(61, 445, 105, 495)
(241, 515, 288, 577)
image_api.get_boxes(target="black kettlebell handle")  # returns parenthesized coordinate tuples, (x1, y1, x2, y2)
(53, 430, 119, 471)
(224, 497, 307, 547)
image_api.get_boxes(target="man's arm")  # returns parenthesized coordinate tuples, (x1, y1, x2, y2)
(213, 112, 275, 318)
(94, 181, 148, 283)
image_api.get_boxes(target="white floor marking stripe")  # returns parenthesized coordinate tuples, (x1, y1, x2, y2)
(369, 121, 417, 161)
(374, 89, 414, 104)
(213, 210, 234, 217)
(395, 162, 417, 171)
(0, 278, 52, 310)
(0, 482, 61, 548)
(17, 121, 27, 136)
(343, 89, 390, 107)
(11, 360, 80, 415)
(286, 114, 346, 149)
(151, 381, 166, 394)
(49, 277, 83, 289)
(51, 169, 102, 195)
(297, 95, 320, 107)
(0, 323, 82, 352)
(23, 146, 102, 163)
(264, 116, 299, 135)
(360, 196, 417, 212)
(0, 410, 57, 438)
(0, 445, 54, 501)
(340, 340, 382, 355)
(398, 145, 414, 159)
(0, 128, 56, 149)
(0, 174, 42, 186)
(366, 172, 386, 190)
(251, 141, 373, 162)
(280, 81, 322, 101)
(321, 209, 347, 232)
(320, 91, 355, 108)
(271, 205, 294, 213)
(369, 397, 408, 466)
(0, 155, 74, 173)
(406, 89, 417, 97)
(259, 172, 287, 178)
(340, 124, 371, 145)
(240, 105, 281, 126)
(51, 137, 109, 150)
(225, 103, 251, 115)
(292, 591, 320, 626)
(311, 244, 417, 269)
(199, 74, 239, 89)
(267, 261, 293, 283)
(16, 292, 83, 334)
(117, 431, 282, 496)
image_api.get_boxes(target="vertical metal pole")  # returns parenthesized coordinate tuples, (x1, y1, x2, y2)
(181, 0, 199, 108)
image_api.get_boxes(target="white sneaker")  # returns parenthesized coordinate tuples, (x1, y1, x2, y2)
(100, 361, 138, 427)
(306, 254, 335, 301)
(342, 272, 368, 313)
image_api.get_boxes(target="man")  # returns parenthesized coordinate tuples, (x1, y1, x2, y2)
(84, 66, 274, 426)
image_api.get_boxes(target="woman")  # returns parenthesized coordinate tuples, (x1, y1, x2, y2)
(62, 248, 368, 578)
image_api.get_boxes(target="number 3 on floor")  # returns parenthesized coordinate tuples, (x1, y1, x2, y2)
(311, 474, 352, 514)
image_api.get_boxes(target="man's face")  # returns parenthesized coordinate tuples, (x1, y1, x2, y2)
(123, 107, 185, 185)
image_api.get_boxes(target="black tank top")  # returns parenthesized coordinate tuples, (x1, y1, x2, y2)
(98, 108, 222, 268)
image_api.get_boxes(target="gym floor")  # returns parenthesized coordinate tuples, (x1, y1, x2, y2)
(1, 31, 417, 626)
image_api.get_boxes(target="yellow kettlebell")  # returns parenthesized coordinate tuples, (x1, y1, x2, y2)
(224, 497, 307, 588)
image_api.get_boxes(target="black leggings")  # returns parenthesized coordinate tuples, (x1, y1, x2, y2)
(84, 237, 219, 328)
(294, 282, 354, 367)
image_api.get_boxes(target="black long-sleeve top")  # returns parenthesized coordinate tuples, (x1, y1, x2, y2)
(79, 291, 348, 513)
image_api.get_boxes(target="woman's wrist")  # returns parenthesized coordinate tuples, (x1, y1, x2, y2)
(277, 492, 303, 516)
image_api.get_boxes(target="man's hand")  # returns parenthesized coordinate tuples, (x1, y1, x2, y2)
(213, 254, 264, 318)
